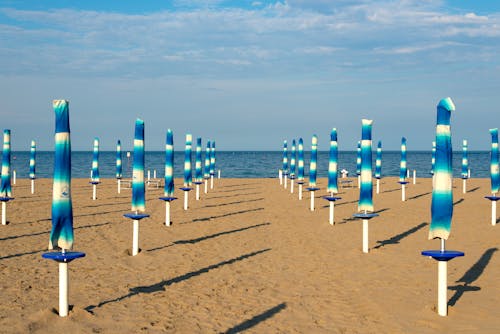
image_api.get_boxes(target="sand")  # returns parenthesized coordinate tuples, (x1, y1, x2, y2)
(1, 176, 499, 333)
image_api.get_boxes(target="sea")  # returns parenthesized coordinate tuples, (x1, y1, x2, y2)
(9, 150, 491, 179)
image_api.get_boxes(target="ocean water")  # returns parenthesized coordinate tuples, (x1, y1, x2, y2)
(9, 150, 491, 179)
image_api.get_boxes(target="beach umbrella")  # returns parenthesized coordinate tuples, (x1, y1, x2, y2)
(29, 140, 36, 194)
(297, 138, 305, 200)
(124, 119, 149, 256)
(282, 140, 289, 189)
(306, 135, 319, 211)
(0, 129, 14, 225)
(90, 138, 100, 200)
(485, 128, 500, 226)
(461, 140, 468, 193)
(159, 129, 176, 226)
(431, 141, 436, 175)
(289, 139, 296, 193)
(194, 137, 203, 200)
(323, 128, 341, 225)
(375, 141, 382, 194)
(116, 140, 122, 193)
(399, 137, 409, 201)
(210, 141, 216, 189)
(353, 120, 378, 253)
(42, 99, 85, 317)
(422, 97, 464, 317)
(180, 134, 193, 210)
(356, 141, 361, 188)
(204, 140, 211, 193)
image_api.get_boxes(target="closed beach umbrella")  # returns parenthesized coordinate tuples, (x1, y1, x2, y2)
(461, 140, 468, 179)
(132, 119, 146, 212)
(309, 135, 318, 187)
(49, 100, 74, 250)
(290, 139, 296, 178)
(184, 134, 193, 187)
(356, 141, 361, 177)
(327, 128, 338, 194)
(165, 129, 175, 197)
(195, 137, 202, 182)
(204, 140, 211, 180)
(210, 141, 216, 176)
(282, 140, 288, 175)
(400, 137, 407, 182)
(298, 138, 304, 182)
(116, 140, 122, 179)
(490, 128, 499, 194)
(431, 141, 436, 175)
(358, 120, 373, 212)
(91, 138, 100, 183)
(29, 140, 36, 180)
(375, 141, 382, 194)
(0, 129, 12, 198)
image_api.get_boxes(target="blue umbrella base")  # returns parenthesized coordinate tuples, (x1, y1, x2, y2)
(89, 181, 100, 185)
(179, 187, 193, 192)
(485, 196, 500, 201)
(421, 250, 465, 262)
(323, 196, 341, 202)
(159, 196, 177, 202)
(193, 182, 203, 185)
(42, 251, 86, 263)
(353, 212, 379, 220)
(0, 197, 14, 202)
(306, 187, 320, 192)
(296, 181, 305, 185)
(123, 213, 150, 220)
(398, 181, 409, 185)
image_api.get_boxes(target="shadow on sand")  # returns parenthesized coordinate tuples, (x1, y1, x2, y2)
(224, 303, 287, 334)
(374, 222, 428, 249)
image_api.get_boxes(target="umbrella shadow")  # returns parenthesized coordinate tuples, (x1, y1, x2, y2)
(185, 207, 265, 224)
(203, 198, 264, 208)
(83, 201, 130, 208)
(214, 187, 258, 193)
(0, 248, 44, 260)
(173, 222, 271, 245)
(224, 302, 287, 334)
(448, 248, 498, 306)
(373, 222, 428, 249)
(204, 192, 261, 200)
(408, 192, 431, 200)
(382, 188, 400, 193)
(85, 248, 271, 313)
(467, 186, 480, 193)
(222, 183, 254, 188)
(453, 198, 465, 206)
(74, 209, 125, 218)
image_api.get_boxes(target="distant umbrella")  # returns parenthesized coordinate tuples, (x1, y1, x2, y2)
(204, 140, 211, 180)
(0, 129, 12, 198)
(49, 100, 74, 250)
(309, 135, 318, 187)
(164, 129, 175, 197)
(210, 141, 216, 176)
(132, 119, 146, 213)
(358, 120, 374, 212)
(490, 128, 499, 194)
(356, 141, 361, 177)
(297, 138, 304, 182)
(116, 140, 122, 179)
(91, 138, 99, 183)
(184, 134, 193, 187)
(290, 139, 296, 178)
(461, 140, 468, 179)
(375, 141, 382, 179)
(282, 140, 288, 174)
(431, 141, 436, 175)
(400, 137, 407, 182)
(195, 137, 202, 182)
(327, 128, 338, 194)
(29, 140, 36, 180)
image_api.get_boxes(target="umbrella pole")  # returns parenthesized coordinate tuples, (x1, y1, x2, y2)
(196, 184, 200, 201)
(184, 190, 189, 210)
(204, 179, 208, 194)
(298, 184, 303, 200)
(413, 170, 416, 184)
(59, 261, 69, 317)
(462, 178, 466, 194)
(1, 201, 6, 225)
(118, 179, 121, 194)
(329, 201, 334, 225)
(279, 170, 282, 185)
(402, 183, 406, 201)
(218, 170, 221, 179)
(31, 179, 35, 194)
(13, 170, 16, 185)
(362, 218, 369, 253)
(165, 201, 171, 226)
(92, 184, 97, 200)
(492, 200, 497, 226)
(437, 239, 447, 316)
(210, 175, 214, 189)
(132, 219, 139, 256)
(290, 179, 294, 194)
(376, 179, 380, 194)
(284, 174, 288, 189)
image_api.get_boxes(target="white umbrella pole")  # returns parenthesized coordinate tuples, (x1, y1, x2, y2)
(132, 219, 139, 256)
(2, 201, 6, 225)
(147, 170, 150, 181)
(492, 200, 497, 226)
(279, 170, 282, 185)
(153, 170, 157, 179)
(210, 175, 214, 189)
(299, 184, 303, 200)
(438, 260, 447, 316)
(165, 201, 171, 226)
(59, 261, 69, 317)
(184, 191, 189, 210)
(218, 170, 221, 179)
(13, 170, 16, 185)
(376, 179, 380, 194)
(31, 179, 35, 194)
(329, 201, 334, 225)
(362, 219, 369, 253)
(118, 179, 121, 194)
(196, 184, 200, 200)
(462, 179, 466, 194)
(402, 183, 406, 201)
(413, 170, 416, 184)
(284, 175, 288, 189)
(204, 179, 208, 194)
(310, 191, 315, 211)
(92, 184, 97, 200)
(290, 179, 294, 193)
(357, 175, 360, 188)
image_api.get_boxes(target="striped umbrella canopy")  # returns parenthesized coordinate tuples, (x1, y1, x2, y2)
(327, 128, 338, 194)
(429, 97, 455, 240)
(49, 100, 73, 250)
(195, 137, 202, 182)
(490, 128, 499, 194)
(461, 140, 468, 179)
(0, 129, 12, 198)
(116, 140, 122, 179)
(290, 139, 296, 178)
(210, 141, 216, 176)
(375, 141, 382, 179)
(29, 140, 36, 180)
(282, 140, 288, 174)
(91, 138, 100, 182)
(184, 134, 193, 187)
(399, 137, 407, 182)
(131, 119, 145, 212)
(298, 138, 304, 181)
(431, 141, 436, 175)
(358, 120, 374, 212)
(204, 140, 211, 179)
(356, 141, 361, 176)
(164, 129, 175, 197)
(309, 135, 318, 187)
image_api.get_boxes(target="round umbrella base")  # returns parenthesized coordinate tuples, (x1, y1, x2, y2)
(123, 213, 150, 220)
(421, 250, 464, 261)
(159, 196, 177, 202)
(42, 251, 86, 263)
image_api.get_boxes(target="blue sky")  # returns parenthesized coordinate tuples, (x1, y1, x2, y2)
(1, 0, 499, 151)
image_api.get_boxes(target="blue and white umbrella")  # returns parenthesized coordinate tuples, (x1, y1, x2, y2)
(116, 140, 122, 193)
(204, 140, 211, 193)
(132, 119, 146, 213)
(290, 139, 296, 178)
(159, 129, 176, 226)
(307, 135, 319, 211)
(91, 138, 100, 183)
(297, 138, 304, 182)
(490, 128, 499, 195)
(358, 120, 373, 213)
(431, 141, 436, 175)
(375, 141, 382, 194)
(1, 129, 13, 225)
(29, 140, 36, 194)
(400, 137, 407, 182)
(327, 128, 338, 195)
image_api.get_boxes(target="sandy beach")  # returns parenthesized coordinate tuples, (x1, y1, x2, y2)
(1, 176, 499, 333)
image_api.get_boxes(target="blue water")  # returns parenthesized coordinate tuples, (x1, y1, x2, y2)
(8, 151, 491, 179)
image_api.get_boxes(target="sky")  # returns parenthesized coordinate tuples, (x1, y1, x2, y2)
(1, 0, 500, 151)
